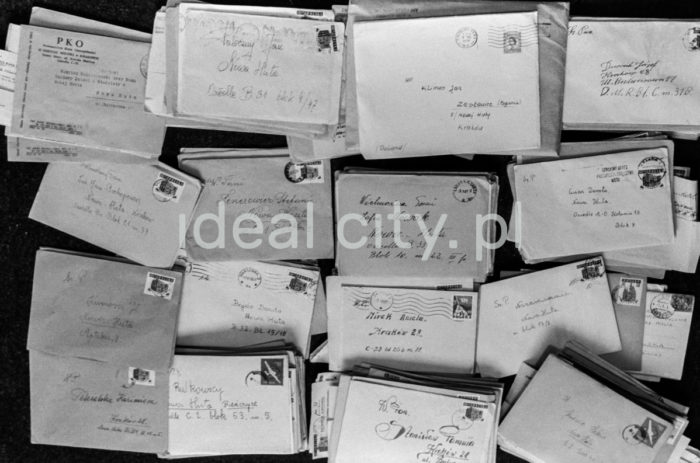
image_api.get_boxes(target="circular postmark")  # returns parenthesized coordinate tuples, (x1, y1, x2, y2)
(284, 162, 305, 183)
(370, 291, 394, 311)
(238, 267, 262, 289)
(637, 156, 667, 189)
(152, 178, 176, 202)
(452, 180, 477, 203)
(682, 27, 700, 51)
(650, 294, 675, 319)
(622, 425, 643, 445)
(455, 27, 478, 48)
(140, 53, 149, 78)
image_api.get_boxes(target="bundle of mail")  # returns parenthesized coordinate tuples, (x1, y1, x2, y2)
(3, 0, 700, 462)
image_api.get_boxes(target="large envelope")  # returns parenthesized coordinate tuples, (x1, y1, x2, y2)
(9, 26, 165, 158)
(352, 11, 540, 158)
(179, 151, 333, 261)
(564, 19, 700, 130)
(334, 171, 498, 282)
(30, 351, 168, 453)
(514, 148, 674, 261)
(332, 377, 496, 463)
(167, 354, 299, 456)
(29, 162, 202, 268)
(27, 249, 183, 371)
(499, 354, 675, 463)
(172, 6, 344, 126)
(477, 258, 621, 378)
(177, 259, 319, 356)
(328, 284, 478, 373)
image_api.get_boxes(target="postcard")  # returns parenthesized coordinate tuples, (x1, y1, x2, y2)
(29, 162, 202, 268)
(27, 249, 183, 371)
(477, 258, 621, 378)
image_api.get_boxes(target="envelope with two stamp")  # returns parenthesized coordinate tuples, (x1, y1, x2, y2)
(28, 249, 185, 453)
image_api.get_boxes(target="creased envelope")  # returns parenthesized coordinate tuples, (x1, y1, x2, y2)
(335, 171, 498, 282)
(29, 162, 202, 268)
(352, 11, 540, 158)
(500, 354, 675, 463)
(177, 259, 319, 356)
(179, 151, 333, 261)
(167, 354, 298, 456)
(514, 148, 674, 261)
(564, 20, 700, 130)
(477, 258, 621, 378)
(27, 249, 183, 371)
(9, 26, 165, 157)
(328, 284, 478, 373)
(30, 351, 168, 453)
(173, 6, 344, 125)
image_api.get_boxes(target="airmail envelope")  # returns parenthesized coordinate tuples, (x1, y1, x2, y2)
(178, 151, 333, 261)
(564, 19, 700, 130)
(334, 171, 498, 282)
(514, 148, 674, 261)
(27, 249, 183, 371)
(328, 284, 478, 373)
(477, 258, 621, 378)
(30, 351, 168, 453)
(352, 11, 541, 158)
(29, 162, 202, 268)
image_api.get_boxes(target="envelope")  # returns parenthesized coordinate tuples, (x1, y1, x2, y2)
(352, 11, 540, 158)
(177, 259, 319, 356)
(327, 284, 478, 373)
(29, 7, 152, 42)
(477, 257, 622, 378)
(564, 19, 700, 131)
(601, 273, 647, 371)
(30, 351, 168, 453)
(9, 26, 165, 158)
(673, 176, 698, 221)
(636, 292, 695, 380)
(29, 162, 202, 268)
(179, 150, 333, 261)
(331, 377, 497, 463)
(334, 171, 498, 282)
(27, 249, 183, 371)
(166, 354, 303, 456)
(170, 5, 345, 126)
(500, 354, 675, 463)
(514, 148, 674, 261)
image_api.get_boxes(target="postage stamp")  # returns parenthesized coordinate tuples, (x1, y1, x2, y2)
(144, 272, 175, 300)
(452, 295, 473, 320)
(128, 367, 155, 386)
(260, 359, 284, 386)
(637, 156, 667, 189)
(153, 172, 185, 202)
(284, 161, 324, 184)
(613, 277, 643, 306)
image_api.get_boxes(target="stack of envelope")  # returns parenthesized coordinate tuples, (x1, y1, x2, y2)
(5, 9, 166, 162)
(315, 364, 502, 463)
(342, 0, 569, 159)
(28, 249, 184, 453)
(334, 169, 499, 282)
(564, 18, 700, 136)
(500, 341, 693, 463)
(165, 345, 307, 457)
(146, 2, 345, 140)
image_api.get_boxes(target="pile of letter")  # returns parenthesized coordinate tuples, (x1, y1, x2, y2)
(4, 1, 700, 462)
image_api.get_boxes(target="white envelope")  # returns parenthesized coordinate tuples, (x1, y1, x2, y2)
(177, 260, 319, 356)
(477, 257, 621, 378)
(564, 19, 700, 130)
(353, 11, 540, 158)
(514, 148, 674, 261)
(328, 284, 478, 373)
